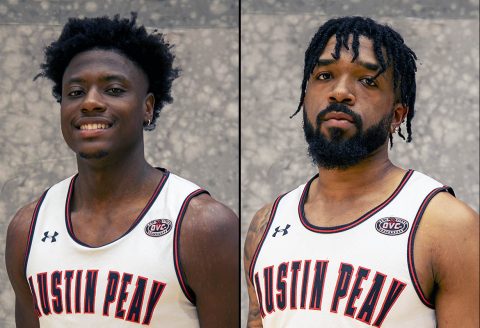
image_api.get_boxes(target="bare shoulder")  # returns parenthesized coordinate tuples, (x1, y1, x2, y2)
(244, 202, 274, 270)
(421, 191, 478, 238)
(180, 193, 239, 327)
(6, 200, 39, 301)
(420, 191, 479, 285)
(418, 188, 479, 326)
(8, 201, 38, 236)
(6, 200, 39, 261)
(182, 193, 238, 235)
(179, 192, 238, 274)
(244, 203, 274, 328)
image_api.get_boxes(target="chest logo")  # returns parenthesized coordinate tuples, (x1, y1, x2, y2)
(375, 217, 409, 236)
(272, 224, 291, 237)
(145, 219, 172, 237)
(41, 231, 59, 243)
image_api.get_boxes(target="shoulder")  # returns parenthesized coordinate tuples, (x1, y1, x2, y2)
(182, 193, 238, 234)
(244, 202, 275, 268)
(179, 193, 238, 264)
(6, 200, 40, 283)
(420, 191, 478, 278)
(7, 200, 39, 248)
(422, 191, 478, 236)
(179, 194, 239, 298)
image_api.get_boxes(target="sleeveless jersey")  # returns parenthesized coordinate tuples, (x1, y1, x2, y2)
(249, 170, 453, 327)
(25, 169, 207, 327)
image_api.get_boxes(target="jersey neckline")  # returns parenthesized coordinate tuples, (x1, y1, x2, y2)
(298, 169, 414, 233)
(64, 168, 170, 248)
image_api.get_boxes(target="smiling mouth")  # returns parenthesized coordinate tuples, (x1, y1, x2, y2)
(79, 123, 112, 130)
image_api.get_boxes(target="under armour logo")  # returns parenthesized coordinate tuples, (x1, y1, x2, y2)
(272, 224, 291, 237)
(41, 231, 59, 243)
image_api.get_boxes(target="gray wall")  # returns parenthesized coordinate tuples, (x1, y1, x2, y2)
(0, 1, 238, 326)
(0, 0, 479, 326)
(241, 0, 479, 325)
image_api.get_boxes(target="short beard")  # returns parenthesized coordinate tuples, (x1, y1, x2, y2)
(79, 150, 109, 159)
(303, 104, 392, 170)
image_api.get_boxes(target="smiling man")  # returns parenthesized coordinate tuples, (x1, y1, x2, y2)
(5, 14, 238, 327)
(244, 16, 478, 327)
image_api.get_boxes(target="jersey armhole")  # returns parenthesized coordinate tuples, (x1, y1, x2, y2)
(173, 188, 210, 305)
(248, 193, 285, 285)
(407, 185, 454, 309)
(23, 189, 49, 279)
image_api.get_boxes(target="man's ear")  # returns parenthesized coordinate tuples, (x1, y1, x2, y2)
(144, 93, 155, 122)
(390, 102, 408, 132)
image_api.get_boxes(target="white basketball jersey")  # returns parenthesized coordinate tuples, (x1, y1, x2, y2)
(249, 170, 453, 327)
(25, 169, 206, 327)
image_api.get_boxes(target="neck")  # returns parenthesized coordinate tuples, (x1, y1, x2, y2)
(74, 145, 157, 203)
(311, 146, 402, 202)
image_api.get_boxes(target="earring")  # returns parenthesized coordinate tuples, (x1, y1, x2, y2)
(148, 119, 151, 126)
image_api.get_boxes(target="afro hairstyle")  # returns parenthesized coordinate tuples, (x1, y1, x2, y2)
(37, 12, 179, 130)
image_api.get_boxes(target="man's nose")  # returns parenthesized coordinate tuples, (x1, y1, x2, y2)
(327, 78, 355, 105)
(81, 88, 106, 112)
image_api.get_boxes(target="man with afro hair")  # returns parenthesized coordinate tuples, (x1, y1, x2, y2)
(6, 13, 238, 327)
(244, 16, 478, 327)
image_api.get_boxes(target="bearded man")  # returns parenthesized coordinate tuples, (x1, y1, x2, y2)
(244, 16, 478, 328)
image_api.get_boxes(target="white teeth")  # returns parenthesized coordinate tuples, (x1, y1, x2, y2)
(80, 123, 109, 130)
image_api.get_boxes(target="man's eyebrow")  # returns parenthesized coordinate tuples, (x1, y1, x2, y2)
(356, 60, 380, 72)
(65, 74, 128, 84)
(101, 74, 128, 83)
(315, 58, 380, 72)
(316, 59, 336, 67)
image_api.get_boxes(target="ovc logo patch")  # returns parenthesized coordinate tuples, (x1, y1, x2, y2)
(145, 219, 172, 237)
(375, 217, 409, 236)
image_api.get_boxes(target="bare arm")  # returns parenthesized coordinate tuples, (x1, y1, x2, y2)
(418, 192, 479, 327)
(243, 204, 273, 328)
(180, 194, 239, 327)
(5, 201, 40, 328)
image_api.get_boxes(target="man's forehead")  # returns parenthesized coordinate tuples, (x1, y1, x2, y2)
(318, 34, 377, 61)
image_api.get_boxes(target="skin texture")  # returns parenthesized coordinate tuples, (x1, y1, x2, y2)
(244, 35, 479, 327)
(6, 49, 239, 327)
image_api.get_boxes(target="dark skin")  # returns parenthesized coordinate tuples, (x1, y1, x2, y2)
(6, 49, 239, 327)
(244, 36, 479, 327)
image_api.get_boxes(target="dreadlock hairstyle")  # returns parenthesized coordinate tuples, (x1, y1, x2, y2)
(293, 16, 418, 144)
(36, 12, 179, 131)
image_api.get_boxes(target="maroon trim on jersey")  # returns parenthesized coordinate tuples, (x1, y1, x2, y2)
(173, 188, 210, 305)
(407, 185, 454, 309)
(298, 169, 414, 233)
(64, 169, 170, 248)
(248, 193, 286, 284)
(23, 189, 49, 279)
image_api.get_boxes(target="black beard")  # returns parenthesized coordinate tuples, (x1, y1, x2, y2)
(303, 103, 392, 170)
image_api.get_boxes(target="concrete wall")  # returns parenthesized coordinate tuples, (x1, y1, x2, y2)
(0, 0, 478, 326)
(241, 0, 479, 325)
(0, 1, 238, 326)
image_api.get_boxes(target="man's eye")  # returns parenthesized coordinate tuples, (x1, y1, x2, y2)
(106, 88, 125, 95)
(67, 90, 84, 97)
(316, 72, 332, 80)
(360, 77, 377, 87)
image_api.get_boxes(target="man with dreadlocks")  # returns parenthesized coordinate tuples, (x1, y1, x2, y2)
(245, 16, 478, 327)
(5, 14, 238, 327)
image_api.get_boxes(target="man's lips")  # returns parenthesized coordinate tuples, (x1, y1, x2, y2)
(321, 112, 354, 122)
(80, 123, 111, 130)
(73, 118, 114, 130)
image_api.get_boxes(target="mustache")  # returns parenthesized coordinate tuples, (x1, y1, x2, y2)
(316, 103, 362, 129)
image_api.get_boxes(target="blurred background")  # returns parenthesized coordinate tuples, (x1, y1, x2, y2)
(0, 1, 238, 326)
(241, 0, 479, 325)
